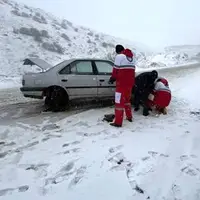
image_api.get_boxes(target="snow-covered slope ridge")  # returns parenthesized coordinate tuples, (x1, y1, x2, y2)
(0, 0, 151, 78)
(0, 0, 198, 82)
(138, 50, 199, 69)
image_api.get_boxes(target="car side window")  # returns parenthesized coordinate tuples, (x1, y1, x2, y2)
(95, 61, 113, 75)
(59, 64, 70, 74)
(71, 61, 94, 75)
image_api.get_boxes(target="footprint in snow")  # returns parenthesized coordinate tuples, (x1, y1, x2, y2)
(190, 111, 200, 116)
(180, 154, 197, 161)
(41, 133, 62, 142)
(0, 141, 5, 145)
(0, 185, 29, 197)
(108, 145, 124, 153)
(73, 121, 91, 128)
(170, 184, 182, 199)
(44, 161, 77, 186)
(76, 130, 106, 137)
(63, 148, 81, 154)
(184, 130, 190, 134)
(104, 131, 124, 140)
(125, 159, 150, 199)
(148, 151, 159, 157)
(0, 151, 8, 159)
(19, 163, 50, 178)
(108, 152, 126, 164)
(41, 123, 60, 131)
(76, 132, 91, 137)
(0, 141, 16, 147)
(106, 149, 150, 199)
(68, 165, 87, 189)
(0, 129, 9, 140)
(15, 141, 39, 152)
(5, 141, 16, 146)
(41, 137, 50, 142)
(107, 151, 133, 172)
(181, 164, 200, 176)
(62, 140, 81, 147)
(141, 156, 151, 161)
(148, 151, 169, 158)
(54, 141, 82, 155)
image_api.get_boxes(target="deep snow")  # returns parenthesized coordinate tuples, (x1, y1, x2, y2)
(0, 66, 200, 200)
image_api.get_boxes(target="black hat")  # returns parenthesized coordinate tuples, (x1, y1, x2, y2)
(151, 70, 158, 79)
(115, 44, 124, 54)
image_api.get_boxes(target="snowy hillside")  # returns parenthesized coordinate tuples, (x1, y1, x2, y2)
(138, 51, 193, 68)
(0, 0, 150, 78)
(138, 44, 200, 68)
(0, 0, 199, 88)
(166, 45, 200, 58)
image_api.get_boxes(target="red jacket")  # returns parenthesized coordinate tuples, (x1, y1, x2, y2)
(148, 80, 171, 108)
(111, 49, 135, 88)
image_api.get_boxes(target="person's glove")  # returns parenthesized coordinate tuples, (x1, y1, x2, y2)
(148, 93, 154, 101)
(108, 77, 116, 84)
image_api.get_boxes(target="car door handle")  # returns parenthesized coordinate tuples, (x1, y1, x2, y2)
(61, 79, 68, 82)
(99, 79, 105, 82)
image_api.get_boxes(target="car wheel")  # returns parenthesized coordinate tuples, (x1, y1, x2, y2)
(45, 94, 52, 106)
(45, 87, 69, 112)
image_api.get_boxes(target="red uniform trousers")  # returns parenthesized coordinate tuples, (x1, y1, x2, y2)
(114, 86, 132, 126)
(148, 90, 171, 110)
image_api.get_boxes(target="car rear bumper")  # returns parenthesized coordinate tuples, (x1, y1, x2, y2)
(20, 87, 45, 99)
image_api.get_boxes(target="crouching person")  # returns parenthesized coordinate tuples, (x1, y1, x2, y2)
(147, 77, 171, 115)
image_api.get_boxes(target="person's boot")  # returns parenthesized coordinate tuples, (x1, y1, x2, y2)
(126, 118, 133, 122)
(134, 106, 140, 111)
(110, 122, 122, 127)
(143, 107, 149, 116)
(110, 109, 123, 127)
(163, 107, 167, 115)
(158, 107, 167, 115)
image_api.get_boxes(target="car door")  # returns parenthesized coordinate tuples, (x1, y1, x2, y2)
(94, 60, 116, 97)
(57, 60, 98, 99)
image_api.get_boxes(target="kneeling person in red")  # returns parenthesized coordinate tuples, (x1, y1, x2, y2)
(108, 45, 135, 127)
(147, 77, 171, 115)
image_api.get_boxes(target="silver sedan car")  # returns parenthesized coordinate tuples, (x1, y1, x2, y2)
(20, 58, 118, 110)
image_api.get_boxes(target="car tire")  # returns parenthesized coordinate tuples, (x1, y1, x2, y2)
(45, 94, 52, 106)
(45, 87, 69, 112)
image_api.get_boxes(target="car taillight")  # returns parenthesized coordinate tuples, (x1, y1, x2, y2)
(22, 80, 25, 86)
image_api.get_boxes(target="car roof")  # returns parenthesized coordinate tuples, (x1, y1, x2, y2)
(54, 58, 113, 68)
(68, 58, 113, 62)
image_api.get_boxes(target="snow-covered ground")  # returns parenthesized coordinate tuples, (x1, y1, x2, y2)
(0, 63, 200, 200)
(1, 0, 200, 199)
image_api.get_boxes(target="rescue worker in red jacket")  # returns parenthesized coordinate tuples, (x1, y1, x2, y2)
(108, 44, 135, 127)
(147, 77, 171, 115)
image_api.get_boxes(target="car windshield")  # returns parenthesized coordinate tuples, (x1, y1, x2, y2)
(43, 60, 71, 72)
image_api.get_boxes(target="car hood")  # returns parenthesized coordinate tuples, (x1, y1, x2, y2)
(23, 58, 53, 71)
